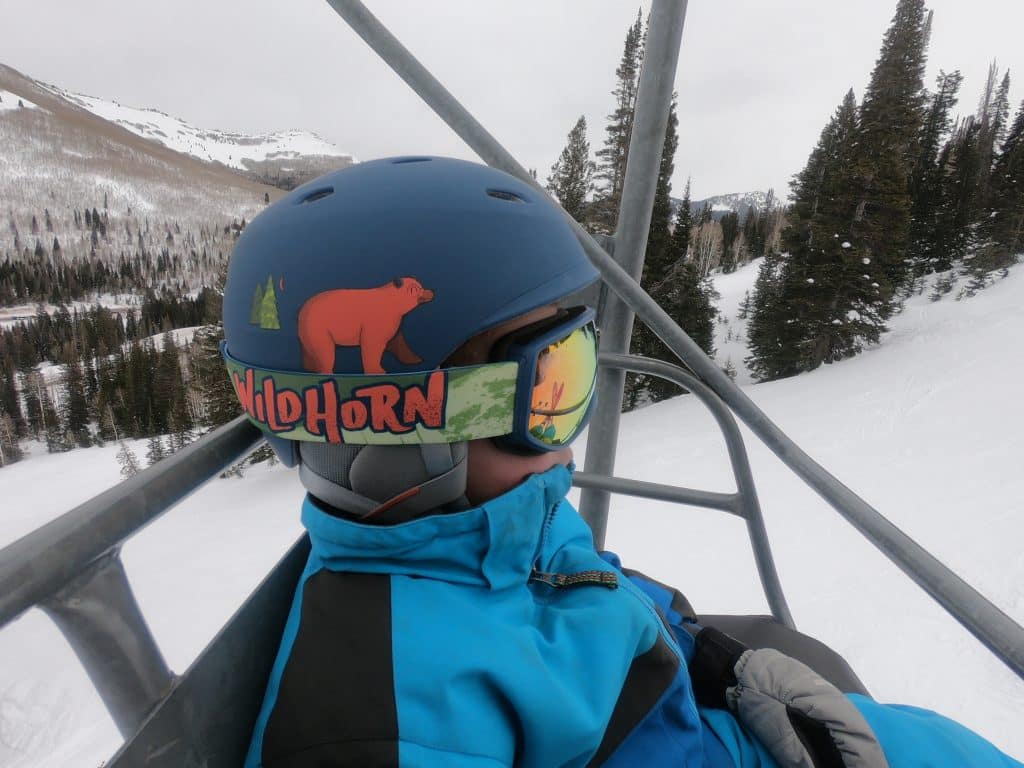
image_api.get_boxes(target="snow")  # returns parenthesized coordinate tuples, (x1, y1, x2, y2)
(0, 90, 40, 113)
(36, 84, 353, 170)
(1, 262, 1023, 764)
(147, 326, 199, 351)
(0, 296, 139, 330)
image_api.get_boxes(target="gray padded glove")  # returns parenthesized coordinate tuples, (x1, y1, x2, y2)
(691, 627, 889, 768)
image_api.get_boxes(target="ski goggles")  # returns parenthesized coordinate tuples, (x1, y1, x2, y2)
(221, 306, 598, 451)
(491, 306, 599, 452)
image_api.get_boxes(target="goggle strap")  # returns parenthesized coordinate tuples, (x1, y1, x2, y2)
(223, 343, 519, 445)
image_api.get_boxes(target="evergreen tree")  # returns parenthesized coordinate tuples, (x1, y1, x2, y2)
(146, 435, 166, 466)
(631, 179, 719, 404)
(748, 91, 880, 379)
(745, 252, 797, 381)
(0, 369, 26, 437)
(671, 178, 693, 263)
(719, 211, 741, 273)
(169, 395, 194, 453)
(117, 440, 141, 479)
(152, 332, 183, 434)
(63, 359, 92, 447)
(968, 99, 1024, 287)
(743, 208, 764, 260)
(41, 387, 67, 453)
(649, 262, 718, 360)
(929, 118, 984, 274)
(591, 10, 644, 233)
(974, 64, 1011, 206)
(0, 411, 23, 467)
(907, 70, 964, 280)
(641, 98, 679, 288)
(546, 116, 594, 223)
(192, 264, 241, 429)
(20, 371, 43, 438)
(847, 0, 931, 301)
(698, 202, 712, 226)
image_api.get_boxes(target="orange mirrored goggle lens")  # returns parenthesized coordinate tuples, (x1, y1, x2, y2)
(527, 322, 598, 446)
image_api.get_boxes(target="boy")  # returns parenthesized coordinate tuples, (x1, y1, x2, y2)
(221, 157, 1021, 767)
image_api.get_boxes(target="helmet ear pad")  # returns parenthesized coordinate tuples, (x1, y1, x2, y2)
(348, 443, 469, 520)
(266, 434, 300, 468)
(293, 440, 470, 521)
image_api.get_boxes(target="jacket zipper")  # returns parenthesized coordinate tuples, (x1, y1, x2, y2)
(529, 500, 619, 589)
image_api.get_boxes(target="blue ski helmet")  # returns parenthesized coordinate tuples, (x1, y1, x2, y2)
(221, 156, 599, 460)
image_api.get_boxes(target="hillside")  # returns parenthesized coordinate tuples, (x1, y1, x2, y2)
(36, 77, 354, 190)
(0, 63, 279, 221)
(0, 259, 1021, 765)
(0, 64, 294, 311)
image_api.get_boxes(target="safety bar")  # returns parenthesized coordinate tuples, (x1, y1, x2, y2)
(577, 352, 794, 627)
(0, 416, 263, 736)
(325, 0, 1024, 682)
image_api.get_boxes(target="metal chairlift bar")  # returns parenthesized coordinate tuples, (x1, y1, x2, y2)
(593, 352, 794, 628)
(0, 416, 263, 631)
(572, 473, 740, 516)
(324, 0, 1024, 678)
(40, 550, 174, 738)
(579, 0, 689, 552)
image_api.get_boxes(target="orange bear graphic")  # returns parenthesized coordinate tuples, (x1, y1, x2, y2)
(298, 277, 435, 374)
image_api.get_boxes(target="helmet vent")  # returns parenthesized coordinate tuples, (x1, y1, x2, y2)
(299, 187, 334, 204)
(486, 188, 526, 203)
(392, 156, 433, 164)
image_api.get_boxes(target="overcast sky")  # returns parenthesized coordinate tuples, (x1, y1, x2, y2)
(2, 0, 1022, 201)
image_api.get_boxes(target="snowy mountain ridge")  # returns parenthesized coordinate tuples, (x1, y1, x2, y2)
(673, 190, 777, 222)
(0, 62, 276, 223)
(37, 82, 355, 179)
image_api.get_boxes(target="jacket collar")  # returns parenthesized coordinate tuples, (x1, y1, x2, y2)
(301, 463, 574, 590)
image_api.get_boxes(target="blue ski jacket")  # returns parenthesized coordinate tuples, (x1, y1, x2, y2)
(245, 464, 1022, 767)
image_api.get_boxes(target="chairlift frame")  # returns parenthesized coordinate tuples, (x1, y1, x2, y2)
(0, 0, 1022, 764)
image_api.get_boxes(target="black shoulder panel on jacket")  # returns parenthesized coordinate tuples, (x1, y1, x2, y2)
(263, 570, 398, 767)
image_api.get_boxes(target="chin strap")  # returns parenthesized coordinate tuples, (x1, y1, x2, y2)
(298, 442, 470, 524)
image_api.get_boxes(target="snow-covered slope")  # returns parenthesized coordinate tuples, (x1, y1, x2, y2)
(0, 89, 40, 113)
(33, 78, 354, 188)
(0, 63, 275, 236)
(0, 264, 1022, 765)
(46, 87, 351, 171)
